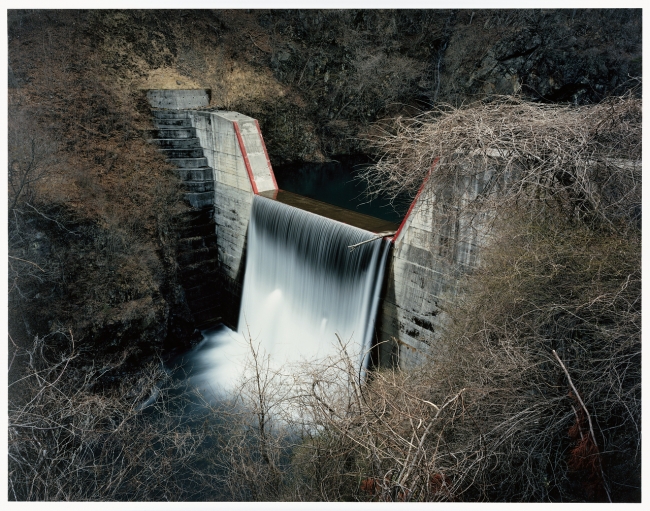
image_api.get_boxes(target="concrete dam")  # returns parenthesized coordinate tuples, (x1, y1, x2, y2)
(146, 89, 486, 373)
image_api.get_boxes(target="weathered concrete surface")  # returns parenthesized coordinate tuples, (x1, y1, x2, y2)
(376, 171, 496, 369)
(183, 109, 278, 327)
(148, 109, 215, 209)
(146, 89, 210, 110)
(145, 92, 495, 363)
(187, 111, 277, 192)
(145, 97, 222, 327)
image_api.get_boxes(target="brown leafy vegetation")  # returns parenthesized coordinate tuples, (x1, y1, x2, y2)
(9, 10, 641, 164)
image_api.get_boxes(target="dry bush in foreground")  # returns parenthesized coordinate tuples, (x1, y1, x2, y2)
(186, 95, 641, 499)
(250, 214, 637, 502)
(8, 332, 215, 501)
(205, 337, 296, 501)
(404, 217, 640, 502)
(337, 95, 641, 502)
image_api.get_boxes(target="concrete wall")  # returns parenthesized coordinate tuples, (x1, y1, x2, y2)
(146, 91, 493, 364)
(185, 109, 277, 326)
(376, 170, 495, 369)
(146, 89, 210, 110)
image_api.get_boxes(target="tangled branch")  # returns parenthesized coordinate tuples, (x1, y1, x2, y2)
(361, 94, 641, 230)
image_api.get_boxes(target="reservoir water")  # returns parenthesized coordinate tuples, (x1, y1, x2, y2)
(272, 156, 410, 224)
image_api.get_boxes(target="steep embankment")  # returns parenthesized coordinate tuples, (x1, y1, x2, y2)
(11, 10, 641, 163)
(8, 11, 195, 382)
(145, 10, 639, 156)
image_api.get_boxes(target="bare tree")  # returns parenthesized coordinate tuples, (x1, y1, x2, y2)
(8, 105, 59, 213)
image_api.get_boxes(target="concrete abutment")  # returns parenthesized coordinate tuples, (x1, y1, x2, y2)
(145, 89, 489, 367)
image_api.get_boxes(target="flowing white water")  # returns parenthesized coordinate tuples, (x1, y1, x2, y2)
(186, 195, 390, 400)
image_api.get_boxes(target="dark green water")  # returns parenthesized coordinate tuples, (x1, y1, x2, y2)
(272, 156, 411, 224)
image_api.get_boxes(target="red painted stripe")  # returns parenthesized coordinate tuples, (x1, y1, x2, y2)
(391, 157, 439, 243)
(254, 119, 278, 191)
(233, 121, 259, 195)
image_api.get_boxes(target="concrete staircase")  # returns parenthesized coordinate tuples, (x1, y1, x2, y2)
(148, 110, 221, 328)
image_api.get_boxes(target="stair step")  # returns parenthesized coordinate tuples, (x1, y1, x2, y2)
(178, 234, 218, 251)
(178, 168, 214, 181)
(191, 302, 222, 319)
(178, 257, 220, 276)
(181, 270, 221, 289)
(184, 191, 214, 209)
(180, 262, 220, 279)
(152, 110, 190, 120)
(176, 208, 215, 224)
(150, 138, 201, 149)
(161, 148, 205, 159)
(185, 288, 221, 304)
(169, 157, 209, 168)
(189, 301, 221, 316)
(182, 180, 215, 193)
(178, 226, 216, 240)
(177, 223, 216, 238)
(177, 246, 219, 266)
(154, 118, 193, 128)
(194, 313, 223, 330)
(178, 255, 219, 269)
(178, 259, 219, 282)
(187, 300, 221, 318)
(144, 128, 196, 139)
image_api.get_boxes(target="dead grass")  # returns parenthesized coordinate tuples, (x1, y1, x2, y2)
(340, 94, 642, 502)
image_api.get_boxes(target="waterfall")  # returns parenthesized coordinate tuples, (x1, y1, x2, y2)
(185, 195, 389, 399)
(238, 196, 390, 369)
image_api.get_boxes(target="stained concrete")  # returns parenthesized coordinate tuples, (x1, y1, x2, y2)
(145, 90, 495, 366)
(376, 171, 496, 368)
(259, 189, 399, 234)
(178, 108, 279, 327)
(145, 104, 222, 327)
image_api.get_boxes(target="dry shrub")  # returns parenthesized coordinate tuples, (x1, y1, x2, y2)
(273, 215, 639, 502)
(8, 10, 189, 365)
(361, 93, 641, 230)
(206, 337, 294, 501)
(287, 353, 467, 502)
(295, 95, 642, 502)
(421, 215, 641, 501)
(8, 332, 217, 501)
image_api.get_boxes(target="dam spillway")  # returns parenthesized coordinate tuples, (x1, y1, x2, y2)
(182, 194, 390, 397)
(258, 189, 399, 234)
(146, 89, 488, 373)
(239, 195, 390, 370)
